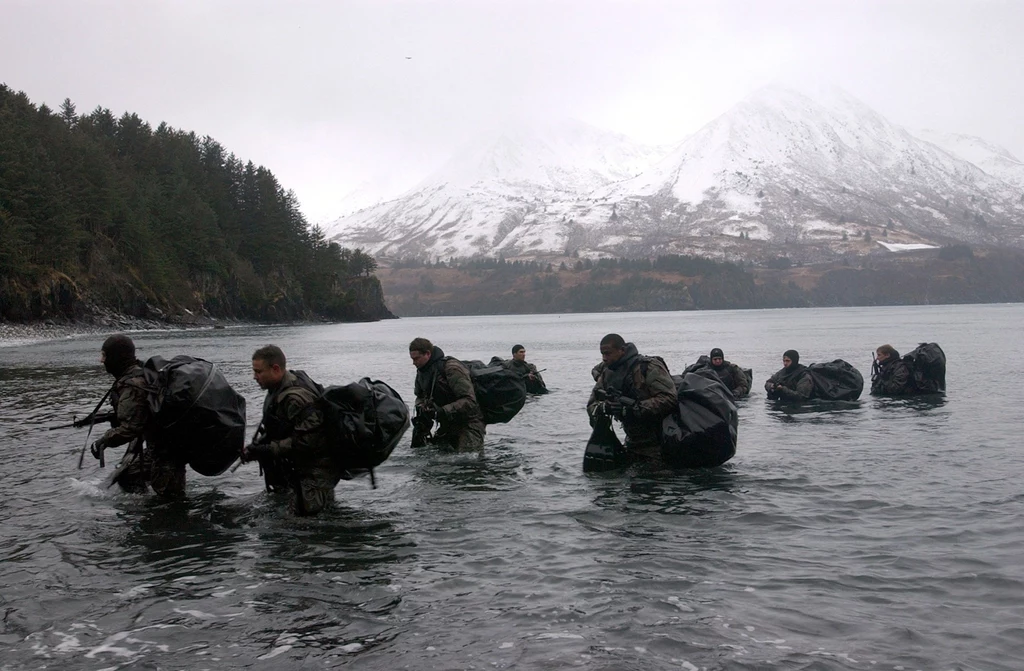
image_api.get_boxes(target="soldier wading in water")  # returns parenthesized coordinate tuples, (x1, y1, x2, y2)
(243, 345, 343, 516)
(410, 337, 486, 451)
(90, 334, 186, 497)
(586, 333, 677, 464)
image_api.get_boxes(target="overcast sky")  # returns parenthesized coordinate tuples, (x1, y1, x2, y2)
(3, 0, 1022, 222)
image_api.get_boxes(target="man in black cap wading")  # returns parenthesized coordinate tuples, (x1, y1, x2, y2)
(765, 349, 814, 401)
(707, 348, 750, 397)
(90, 334, 186, 497)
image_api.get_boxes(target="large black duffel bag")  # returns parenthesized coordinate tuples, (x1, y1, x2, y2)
(903, 343, 946, 393)
(143, 355, 246, 477)
(807, 359, 864, 401)
(461, 359, 527, 424)
(321, 377, 410, 476)
(661, 373, 738, 468)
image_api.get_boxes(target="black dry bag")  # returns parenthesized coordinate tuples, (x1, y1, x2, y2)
(807, 359, 864, 401)
(903, 343, 946, 393)
(143, 355, 246, 477)
(661, 372, 738, 468)
(320, 378, 410, 472)
(583, 415, 627, 473)
(462, 359, 527, 424)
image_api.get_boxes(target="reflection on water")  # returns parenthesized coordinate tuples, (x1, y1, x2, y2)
(871, 393, 948, 412)
(2, 306, 1024, 669)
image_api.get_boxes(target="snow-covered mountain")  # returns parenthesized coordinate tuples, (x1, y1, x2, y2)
(323, 119, 670, 257)
(328, 87, 1024, 259)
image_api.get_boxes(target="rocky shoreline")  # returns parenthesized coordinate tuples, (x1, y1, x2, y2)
(0, 309, 231, 347)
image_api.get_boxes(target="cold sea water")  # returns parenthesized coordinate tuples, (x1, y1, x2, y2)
(1, 304, 1022, 670)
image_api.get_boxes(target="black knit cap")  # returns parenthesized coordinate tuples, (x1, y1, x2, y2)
(710, 348, 724, 359)
(512, 344, 525, 354)
(102, 334, 136, 376)
(783, 349, 799, 364)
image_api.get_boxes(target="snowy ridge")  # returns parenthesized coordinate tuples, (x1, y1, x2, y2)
(916, 129, 1024, 190)
(328, 87, 1024, 259)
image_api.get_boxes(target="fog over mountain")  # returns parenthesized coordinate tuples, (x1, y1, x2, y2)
(327, 86, 1024, 260)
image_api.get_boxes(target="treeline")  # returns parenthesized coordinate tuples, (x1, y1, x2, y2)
(0, 84, 389, 322)
(378, 248, 1024, 316)
(391, 254, 743, 278)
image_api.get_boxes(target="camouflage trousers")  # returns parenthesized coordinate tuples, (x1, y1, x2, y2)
(262, 461, 340, 517)
(114, 439, 186, 498)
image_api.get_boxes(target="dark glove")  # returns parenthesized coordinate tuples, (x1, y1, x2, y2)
(605, 400, 624, 419)
(90, 438, 107, 460)
(242, 443, 273, 463)
(417, 403, 437, 421)
(619, 397, 639, 421)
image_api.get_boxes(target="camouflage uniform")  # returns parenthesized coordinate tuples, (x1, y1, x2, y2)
(415, 346, 486, 451)
(258, 371, 341, 516)
(103, 363, 186, 498)
(871, 358, 914, 396)
(506, 358, 548, 394)
(765, 364, 814, 401)
(587, 343, 678, 461)
(710, 361, 750, 397)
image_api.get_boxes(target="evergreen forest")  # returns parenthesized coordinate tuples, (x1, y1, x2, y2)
(0, 84, 391, 323)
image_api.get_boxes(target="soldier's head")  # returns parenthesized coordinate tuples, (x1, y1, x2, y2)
(252, 345, 286, 390)
(783, 349, 799, 368)
(710, 347, 725, 367)
(101, 334, 136, 377)
(512, 344, 526, 362)
(876, 344, 898, 362)
(409, 337, 433, 369)
(599, 333, 627, 365)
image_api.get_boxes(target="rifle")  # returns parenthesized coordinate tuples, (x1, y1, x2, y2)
(49, 411, 118, 431)
(871, 354, 881, 384)
(53, 386, 115, 469)
(230, 422, 267, 473)
(592, 387, 636, 420)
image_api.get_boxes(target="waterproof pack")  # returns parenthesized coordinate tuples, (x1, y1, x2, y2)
(143, 355, 246, 477)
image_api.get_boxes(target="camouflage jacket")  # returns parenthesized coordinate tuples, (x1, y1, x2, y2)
(100, 362, 149, 448)
(260, 370, 330, 462)
(871, 358, 914, 396)
(506, 358, 547, 393)
(765, 364, 814, 401)
(711, 361, 750, 397)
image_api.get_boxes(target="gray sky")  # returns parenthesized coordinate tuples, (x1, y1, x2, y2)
(3, 0, 1023, 222)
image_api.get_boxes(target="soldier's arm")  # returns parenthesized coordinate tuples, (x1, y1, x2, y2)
(100, 384, 148, 448)
(775, 372, 813, 401)
(731, 364, 749, 396)
(637, 364, 678, 419)
(784, 372, 814, 400)
(439, 363, 479, 420)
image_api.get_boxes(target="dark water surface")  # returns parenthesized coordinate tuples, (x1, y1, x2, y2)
(2, 305, 1023, 670)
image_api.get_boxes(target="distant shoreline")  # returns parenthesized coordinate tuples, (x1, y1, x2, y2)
(0, 315, 244, 348)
